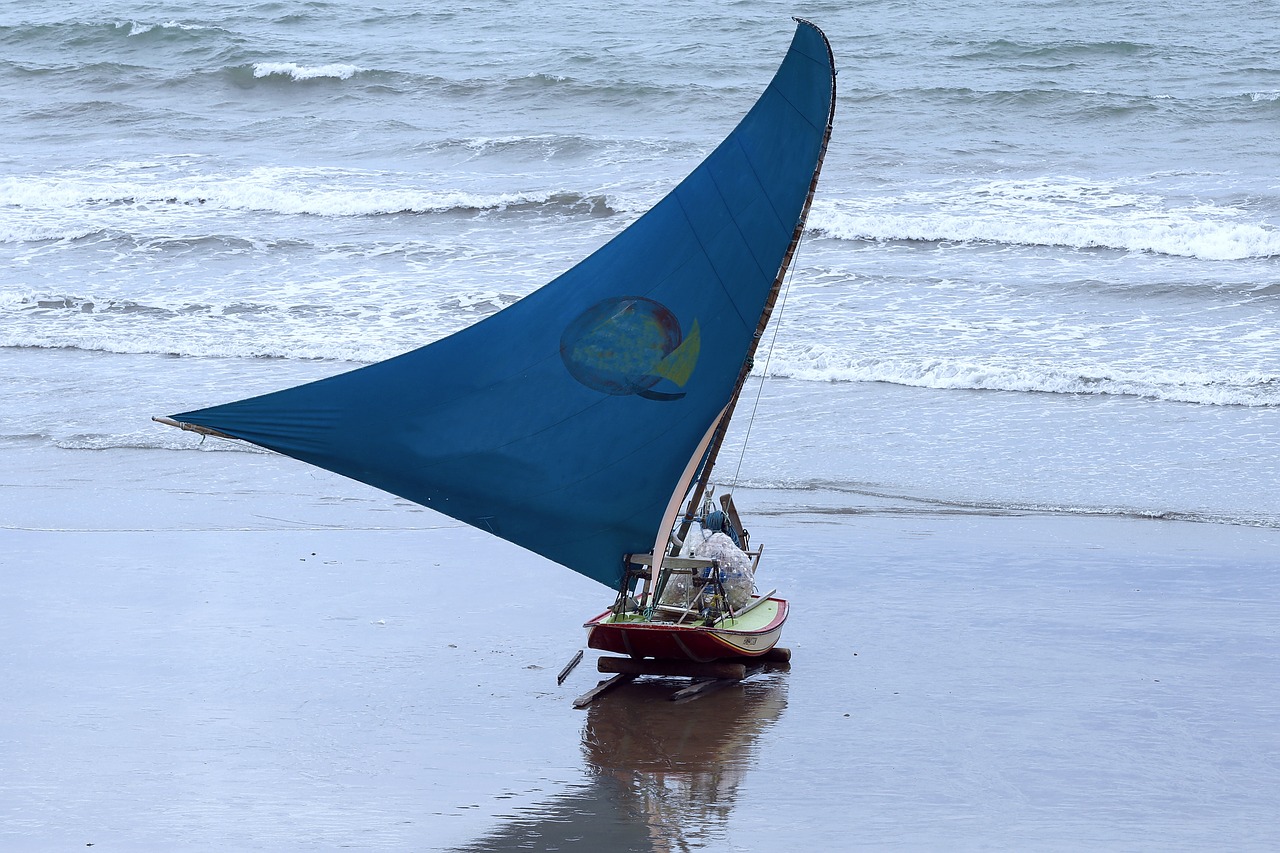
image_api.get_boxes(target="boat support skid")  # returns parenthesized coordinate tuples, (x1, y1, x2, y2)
(570, 647, 791, 708)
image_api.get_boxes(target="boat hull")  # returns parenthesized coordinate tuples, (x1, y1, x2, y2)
(585, 597, 788, 662)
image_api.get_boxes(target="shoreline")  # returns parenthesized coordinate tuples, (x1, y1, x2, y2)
(4, 344, 1278, 532)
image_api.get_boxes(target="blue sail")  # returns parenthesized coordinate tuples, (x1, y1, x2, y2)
(166, 21, 835, 589)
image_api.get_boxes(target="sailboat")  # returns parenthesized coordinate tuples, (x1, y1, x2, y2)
(156, 20, 836, 682)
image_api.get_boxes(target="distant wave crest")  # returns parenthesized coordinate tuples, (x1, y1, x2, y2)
(954, 38, 1150, 62)
(118, 20, 210, 37)
(738, 480, 1280, 530)
(2, 18, 220, 44)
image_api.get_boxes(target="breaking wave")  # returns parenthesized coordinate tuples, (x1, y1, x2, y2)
(763, 351, 1280, 407)
(251, 62, 362, 81)
(0, 167, 620, 242)
(807, 178, 1280, 261)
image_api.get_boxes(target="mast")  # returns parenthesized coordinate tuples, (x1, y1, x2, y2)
(670, 19, 837, 550)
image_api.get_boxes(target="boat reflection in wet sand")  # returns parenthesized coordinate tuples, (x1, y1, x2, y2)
(454, 676, 789, 853)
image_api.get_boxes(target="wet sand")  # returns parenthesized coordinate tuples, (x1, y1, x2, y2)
(4, 445, 1280, 851)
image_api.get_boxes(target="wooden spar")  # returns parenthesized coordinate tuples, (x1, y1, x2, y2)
(719, 493, 749, 549)
(557, 649, 584, 685)
(151, 416, 237, 442)
(733, 589, 777, 620)
(675, 22, 837, 547)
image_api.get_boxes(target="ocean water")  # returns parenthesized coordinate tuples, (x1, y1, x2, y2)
(4, 3, 1280, 849)
(3, 0, 1278, 527)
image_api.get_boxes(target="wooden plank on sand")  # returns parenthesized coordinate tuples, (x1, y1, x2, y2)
(556, 649, 584, 685)
(572, 673, 635, 709)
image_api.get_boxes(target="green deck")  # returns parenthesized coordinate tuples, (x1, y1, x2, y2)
(603, 598, 781, 632)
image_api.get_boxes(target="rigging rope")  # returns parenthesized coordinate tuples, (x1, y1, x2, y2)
(729, 231, 806, 491)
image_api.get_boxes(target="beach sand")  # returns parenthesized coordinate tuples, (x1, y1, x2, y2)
(4, 443, 1279, 851)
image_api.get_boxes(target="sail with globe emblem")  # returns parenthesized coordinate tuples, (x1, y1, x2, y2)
(158, 20, 835, 589)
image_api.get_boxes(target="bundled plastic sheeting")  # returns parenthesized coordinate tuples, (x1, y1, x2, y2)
(660, 530, 755, 612)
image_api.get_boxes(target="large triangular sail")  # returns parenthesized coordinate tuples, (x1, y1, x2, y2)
(160, 21, 836, 589)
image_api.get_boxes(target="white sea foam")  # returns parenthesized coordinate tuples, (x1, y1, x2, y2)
(1248, 91, 1280, 102)
(252, 62, 362, 81)
(808, 178, 1280, 261)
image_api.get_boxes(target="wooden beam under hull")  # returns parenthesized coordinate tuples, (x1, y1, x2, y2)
(598, 656, 747, 680)
(596, 646, 791, 680)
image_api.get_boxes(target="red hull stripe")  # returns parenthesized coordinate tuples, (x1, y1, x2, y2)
(584, 598, 788, 661)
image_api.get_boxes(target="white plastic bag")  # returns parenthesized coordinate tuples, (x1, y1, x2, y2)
(659, 530, 755, 611)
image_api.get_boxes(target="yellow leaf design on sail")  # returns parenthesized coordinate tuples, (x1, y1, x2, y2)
(653, 319, 700, 387)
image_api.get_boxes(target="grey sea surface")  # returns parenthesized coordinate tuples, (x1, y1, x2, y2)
(3, 0, 1279, 848)
(3, 0, 1278, 524)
